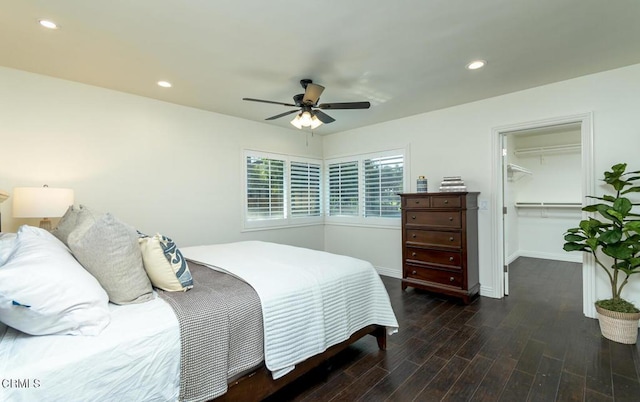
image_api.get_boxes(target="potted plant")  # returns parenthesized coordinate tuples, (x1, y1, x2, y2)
(563, 163, 640, 344)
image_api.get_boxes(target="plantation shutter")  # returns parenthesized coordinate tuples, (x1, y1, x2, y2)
(364, 154, 403, 217)
(290, 161, 321, 217)
(328, 161, 359, 216)
(246, 155, 286, 220)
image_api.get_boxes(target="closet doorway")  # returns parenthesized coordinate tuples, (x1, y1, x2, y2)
(492, 113, 597, 318)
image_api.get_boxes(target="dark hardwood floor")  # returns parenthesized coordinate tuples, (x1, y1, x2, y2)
(265, 257, 640, 401)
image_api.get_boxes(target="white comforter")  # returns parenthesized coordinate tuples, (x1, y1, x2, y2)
(182, 241, 399, 379)
(0, 295, 180, 402)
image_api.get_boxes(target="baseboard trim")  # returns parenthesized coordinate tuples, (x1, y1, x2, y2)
(517, 250, 582, 263)
(376, 266, 401, 279)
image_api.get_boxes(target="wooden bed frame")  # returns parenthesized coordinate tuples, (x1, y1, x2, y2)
(214, 324, 387, 401)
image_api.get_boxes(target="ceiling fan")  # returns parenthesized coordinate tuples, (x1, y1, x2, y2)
(242, 79, 371, 129)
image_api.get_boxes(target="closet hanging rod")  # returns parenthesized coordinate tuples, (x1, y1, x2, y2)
(514, 202, 582, 209)
(514, 143, 581, 156)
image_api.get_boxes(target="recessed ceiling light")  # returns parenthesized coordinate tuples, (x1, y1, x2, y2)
(39, 20, 58, 29)
(466, 60, 486, 70)
(157, 81, 172, 88)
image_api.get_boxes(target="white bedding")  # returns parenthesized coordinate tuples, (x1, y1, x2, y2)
(182, 241, 399, 379)
(0, 294, 180, 402)
(1, 241, 399, 401)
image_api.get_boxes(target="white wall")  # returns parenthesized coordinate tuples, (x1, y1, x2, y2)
(323, 63, 640, 308)
(2, 63, 640, 310)
(0, 67, 325, 250)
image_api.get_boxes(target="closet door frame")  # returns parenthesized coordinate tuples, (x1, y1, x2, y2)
(491, 112, 596, 318)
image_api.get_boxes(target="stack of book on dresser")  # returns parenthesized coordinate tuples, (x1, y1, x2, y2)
(439, 176, 467, 192)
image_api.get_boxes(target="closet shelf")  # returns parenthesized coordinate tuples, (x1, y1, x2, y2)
(514, 202, 582, 209)
(507, 164, 532, 175)
(507, 164, 532, 181)
(514, 143, 581, 156)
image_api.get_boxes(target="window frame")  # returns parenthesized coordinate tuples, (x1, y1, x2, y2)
(324, 147, 409, 228)
(242, 150, 323, 230)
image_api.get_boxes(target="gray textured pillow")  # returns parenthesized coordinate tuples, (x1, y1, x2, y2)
(51, 205, 81, 246)
(51, 205, 101, 246)
(68, 213, 153, 305)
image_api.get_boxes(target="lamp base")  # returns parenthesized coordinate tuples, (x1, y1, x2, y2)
(39, 218, 52, 231)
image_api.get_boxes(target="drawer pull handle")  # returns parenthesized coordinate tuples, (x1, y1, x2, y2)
(412, 234, 417, 238)
(449, 256, 454, 261)
(415, 200, 420, 204)
(412, 252, 417, 257)
(449, 237, 454, 241)
(450, 276, 455, 282)
(412, 215, 416, 220)
(412, 270, 417, 275)
(449, 216, 453, 221)
(444, 200, 449, 204)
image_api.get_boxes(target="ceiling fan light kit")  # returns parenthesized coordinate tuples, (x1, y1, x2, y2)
(243, 79, 371, 130)
(291, 110, 322, 129)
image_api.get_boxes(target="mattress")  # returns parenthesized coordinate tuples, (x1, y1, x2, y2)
(0, 294, 181, 402)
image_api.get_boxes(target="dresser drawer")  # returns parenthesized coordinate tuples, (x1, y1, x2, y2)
(406, 230, 461, 248)
(405, 211, 461, 228)
(405, 265, 462, 288)
(406, 247, 461, 267)
(402, 196, 430, 208)
(431, 195, 462, 208)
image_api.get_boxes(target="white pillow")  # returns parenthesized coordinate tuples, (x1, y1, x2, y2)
(139, 233, 193, 292)
(0, 233, 17, 266)
(0, 225, 110, 336)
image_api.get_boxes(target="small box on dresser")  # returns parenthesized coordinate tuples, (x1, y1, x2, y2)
(400, 192, 480, 304)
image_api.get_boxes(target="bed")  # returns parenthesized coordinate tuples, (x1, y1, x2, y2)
(0, 220, 398, 402)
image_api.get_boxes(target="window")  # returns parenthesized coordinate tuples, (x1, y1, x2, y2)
(244, 151, 323, 229)
(290, 161, 322, 217)
(245, 155, 285, 220)
(364, 154, 404, 218)
(325, 149, 407, 226)
(328, 161, 359, 217)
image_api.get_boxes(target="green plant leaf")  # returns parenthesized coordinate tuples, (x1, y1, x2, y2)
(611, 163, 627, 175)
(598, 205, 619, 223)
(564, 242, 587, 252)
(603, 243, 634, 260)
(607, 209, 624, 222)
(586, 238, 598, 250)
(625, 221, 640, 233)
(622, 186, 640, 194)
(564, 234, 585, 242)
(613, 198, 633, 215)
(602, 195, 617, 202)
(600, 229, 622, 244)
(582, 205, 600, 212)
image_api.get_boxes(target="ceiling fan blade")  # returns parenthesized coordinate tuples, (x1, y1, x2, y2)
(318, 101, 371, 110)
(314, 110, 335, 124)
(265, 110, 300, 120)
(302, 83, 325, 105)
(243, 98, 297, 107)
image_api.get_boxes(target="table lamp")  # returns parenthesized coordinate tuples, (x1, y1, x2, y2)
(12, 185, 75, 230)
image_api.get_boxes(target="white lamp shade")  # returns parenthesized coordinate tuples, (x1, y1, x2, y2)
(0, 190, 8, 204)
(12, 187, 74, 218)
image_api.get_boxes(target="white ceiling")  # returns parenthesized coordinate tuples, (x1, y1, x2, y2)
(2, 0, 640, 135)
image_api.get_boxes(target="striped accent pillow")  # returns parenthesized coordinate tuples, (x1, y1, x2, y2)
(139, 233, 193, 292)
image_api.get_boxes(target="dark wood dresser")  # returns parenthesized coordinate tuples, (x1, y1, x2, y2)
(400, 192, 480, 304)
